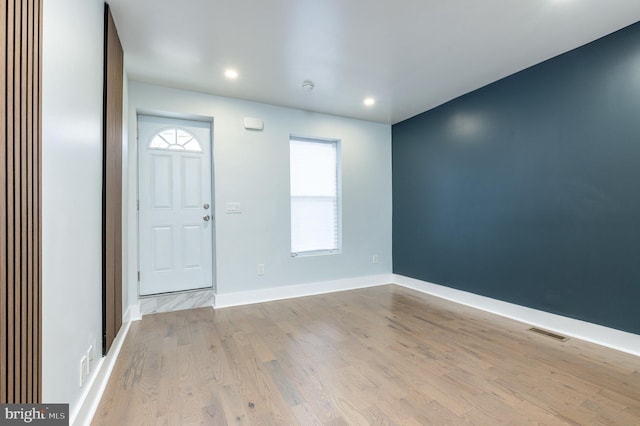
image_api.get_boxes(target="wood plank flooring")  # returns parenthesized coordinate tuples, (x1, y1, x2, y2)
(92, 285, 640, 425)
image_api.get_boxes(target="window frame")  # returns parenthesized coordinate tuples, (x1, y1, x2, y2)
(289, 135, 342, 257)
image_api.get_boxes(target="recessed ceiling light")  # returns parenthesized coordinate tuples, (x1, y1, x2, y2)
(302, 80, 314, 92)
(225, 69, 238, 79)
(364, 97, 376, 106)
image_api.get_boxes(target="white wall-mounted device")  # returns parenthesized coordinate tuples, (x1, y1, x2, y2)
(243, 117, 264, 131)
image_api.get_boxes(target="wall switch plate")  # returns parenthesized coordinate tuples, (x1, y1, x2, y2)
(226, 202, 242, 214)
(257, 264, 265, 275)
(372, 254, 379, 264)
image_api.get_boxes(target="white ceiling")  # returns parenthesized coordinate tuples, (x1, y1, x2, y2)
(108, 0, 640, 124)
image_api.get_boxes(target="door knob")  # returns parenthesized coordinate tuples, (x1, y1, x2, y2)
(203, 215, 211, 222)
(203, 203, 210, 209)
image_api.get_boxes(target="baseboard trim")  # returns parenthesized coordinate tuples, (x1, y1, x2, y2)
(393, 274, 640, 357)
(214, 274, 394, 308)
(71, 319, 132, 426)
(123, 303, 142, 322)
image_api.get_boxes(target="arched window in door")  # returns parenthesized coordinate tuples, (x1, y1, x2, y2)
(149, 127, 202, 152)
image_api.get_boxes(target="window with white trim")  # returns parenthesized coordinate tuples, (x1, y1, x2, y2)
(290, 136, 341, 256)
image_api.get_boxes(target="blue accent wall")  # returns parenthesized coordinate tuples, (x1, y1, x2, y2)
(392, 22, 640, 334)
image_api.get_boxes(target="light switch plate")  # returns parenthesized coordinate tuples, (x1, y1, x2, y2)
(226, 202, 241, 214)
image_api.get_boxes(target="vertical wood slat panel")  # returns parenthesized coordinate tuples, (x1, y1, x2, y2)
(25, 0, 34, 402)
(103, 5, 123, 355)
(0, 0, 8, 404)
(7, 0, 16, 404)
(1, 0, 42, 404)
(21, 0, 29, 402)
(12, 0, 21, 402)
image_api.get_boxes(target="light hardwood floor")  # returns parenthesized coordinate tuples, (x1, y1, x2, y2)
(92, 285, 640, 425)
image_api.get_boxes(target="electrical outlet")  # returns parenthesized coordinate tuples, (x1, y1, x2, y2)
(257, 264, 265, 276)
(80, 356, 87, 387)
(372, 254, 379, 264)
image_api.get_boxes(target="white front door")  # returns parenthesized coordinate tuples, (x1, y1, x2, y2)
(138, 114, 214, 295)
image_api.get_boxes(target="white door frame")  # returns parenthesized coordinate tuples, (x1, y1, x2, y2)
(136, 112, 216, 296)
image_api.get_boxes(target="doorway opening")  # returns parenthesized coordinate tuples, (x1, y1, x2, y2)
(137, 114, 215, 297)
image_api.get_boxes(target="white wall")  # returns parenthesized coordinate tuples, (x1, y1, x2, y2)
(128, 82, 392, 300)
(42, 0, 104, 415)
(122, 69, 131, 313)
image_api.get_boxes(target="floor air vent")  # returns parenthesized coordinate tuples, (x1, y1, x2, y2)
(528, 327, 569, 342)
